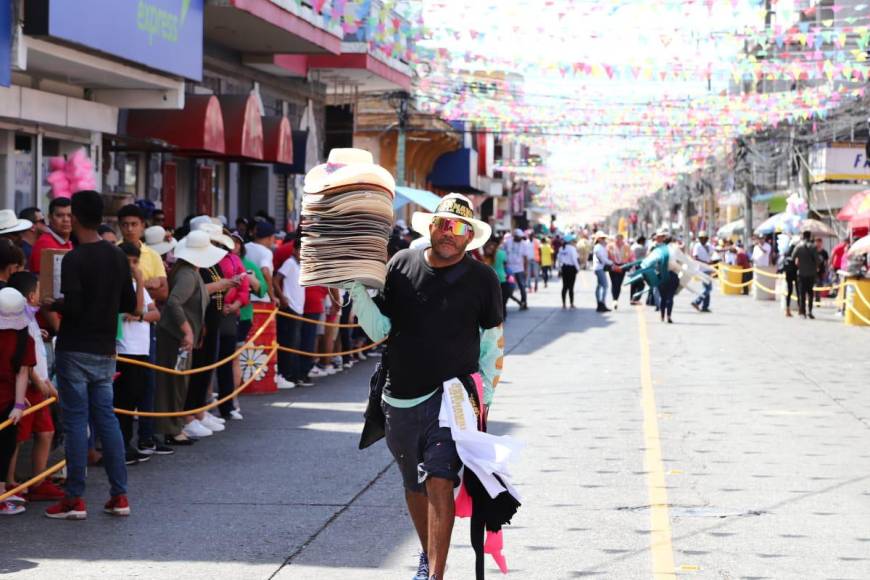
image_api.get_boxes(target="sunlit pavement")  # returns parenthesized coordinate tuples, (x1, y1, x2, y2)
(3, 271, 870, 579)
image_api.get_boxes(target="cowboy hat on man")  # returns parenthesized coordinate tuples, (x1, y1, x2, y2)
(411, 193, 492, 252)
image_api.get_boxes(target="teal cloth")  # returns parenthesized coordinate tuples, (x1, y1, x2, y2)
(492, 249, 507, 283)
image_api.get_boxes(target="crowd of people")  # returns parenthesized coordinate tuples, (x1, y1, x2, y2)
(0, 194, 377, 518)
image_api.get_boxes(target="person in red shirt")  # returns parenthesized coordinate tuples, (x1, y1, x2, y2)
(735, 241, 752, 295)
(0, 287, 38, 515)
(298, 285, 327, 382)
(28, 198, 73, 274)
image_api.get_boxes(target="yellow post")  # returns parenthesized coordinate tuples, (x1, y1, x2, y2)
(719, 265, 744, 295)
(845, 279, 870, 327)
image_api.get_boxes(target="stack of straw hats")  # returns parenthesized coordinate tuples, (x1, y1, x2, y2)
(300, 148, 395, 289)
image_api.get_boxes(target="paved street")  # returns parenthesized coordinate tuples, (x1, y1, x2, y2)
(3, 271, 870, 580)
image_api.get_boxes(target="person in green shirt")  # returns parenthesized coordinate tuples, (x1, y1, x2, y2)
(484, 237, 517, 319)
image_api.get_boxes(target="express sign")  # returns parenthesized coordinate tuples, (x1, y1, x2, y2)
(25, 0, 203, 80)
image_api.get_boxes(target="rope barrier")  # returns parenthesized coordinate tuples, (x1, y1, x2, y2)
(257, 308, 361, 329)
(0, 396, 58, 433)
(275, 338, 387, 357)
(0, 460, 66, 504)
(114, 347, 277, 418)
(716, 264, 841, 294)
(115, 309, 278, 376)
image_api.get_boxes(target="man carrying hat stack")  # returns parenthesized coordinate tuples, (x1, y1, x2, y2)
(349, 193, 505, 580)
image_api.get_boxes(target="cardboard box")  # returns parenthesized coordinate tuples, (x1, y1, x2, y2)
(39, 248, 70, 302)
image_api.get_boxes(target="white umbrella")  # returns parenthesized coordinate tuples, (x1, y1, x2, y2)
(717, 218, 744, 239)
(799, 218, 837, 237)
(847, 234, 870, 256)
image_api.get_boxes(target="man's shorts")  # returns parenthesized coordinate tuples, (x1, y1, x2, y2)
(382, 390, 461, 493)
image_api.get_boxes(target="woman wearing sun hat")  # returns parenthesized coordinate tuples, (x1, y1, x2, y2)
(153, 230, 233, 446)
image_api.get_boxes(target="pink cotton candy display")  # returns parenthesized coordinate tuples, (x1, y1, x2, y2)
(48, 148, 97, 199)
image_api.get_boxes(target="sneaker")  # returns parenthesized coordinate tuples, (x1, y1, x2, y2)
(276, 376, 297, 390)
(323, 365, 337, 375)
(357, 352, 367, 361)
(343, 361, 354, 369)
(309, 366, 328, 378)
(199, 414, 225, 432)
(182, 420, 213, 439)
(691, 302, 701, 312)
(413, 552, 430, 580)
(140, 439, 175, 455)
(45, 497, 87, 520)
(125, 450, 151, 465)
(209, 414, 226, 424)
(296, 378, 314, 388)
(27, 480, 66, 502)
(137, 440, 157, 455)
(104, 494, 130, 516)
(229, 409, 244, 421)
(367, 350, 382, 358)
(0, 501, 25, 515)
(164, 434, 195, 446)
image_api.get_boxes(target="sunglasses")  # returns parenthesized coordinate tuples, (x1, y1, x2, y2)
(434, 218, 471, 237)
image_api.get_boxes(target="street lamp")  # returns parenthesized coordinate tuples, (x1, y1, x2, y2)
(387, 91, 411, 187)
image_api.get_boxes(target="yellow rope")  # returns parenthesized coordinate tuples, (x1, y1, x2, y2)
(0, 396, 58, 432)
(0, 460, 66, 503)
(114, 347, 277, 418)
(276, 338, 387, 357)
(255, 308, 361, 329)
(115, 309, 277, 376)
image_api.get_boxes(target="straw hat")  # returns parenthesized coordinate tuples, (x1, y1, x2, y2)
(593, 230, 609, 240)
(144, 226, 176, 256)
(196, 222, 234, 251)
(411, 193, 492, 252)
(655, 226, 671, 238)
(174, 230, 227, 269)
(0, 210, 32, 236)
(304, 148, 395, 195)
(0, 287, 29, 331)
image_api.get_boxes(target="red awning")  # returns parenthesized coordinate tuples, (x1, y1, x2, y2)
(218, 95, 264, 160)
(262, 116, 293, 164)
(126, 95, 225, 154)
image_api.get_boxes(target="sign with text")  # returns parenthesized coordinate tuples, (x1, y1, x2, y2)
(0, 0, 11, 87)
(25, 0, 203, 80)
(809, 143, 870, 183)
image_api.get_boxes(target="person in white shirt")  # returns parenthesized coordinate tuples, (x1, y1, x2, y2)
(751, 236, 772, 267)
(272, 242, 306, 388)
(503, 229, 530, 310)
(556, 237, 581, 309)
(592, 231, 614, 312)
(691, 231, 714, 313)
(245, 221, 276, 303)
(115, 242, 161, 464)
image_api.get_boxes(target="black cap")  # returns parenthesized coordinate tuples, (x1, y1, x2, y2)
(255, 221, 275, 238)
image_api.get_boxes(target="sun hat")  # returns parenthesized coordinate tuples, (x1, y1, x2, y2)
(593, 230, 609, 240)
(698, 230, 709, 238)
(655, 226, 671, 237)
(174, 230, 227, 269)
(0, 209, 32, 236)
(144, 226, 176, 256)
(189, 215, 213, 232)
(304, 148, 395, 195)
(0, 287, 29, 331)
(410, 193, 492, 252)
(197, 222, 234, 251)
(512, 228, 525, 238)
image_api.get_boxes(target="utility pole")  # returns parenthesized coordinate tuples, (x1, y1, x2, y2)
(387, 91, 411, 187)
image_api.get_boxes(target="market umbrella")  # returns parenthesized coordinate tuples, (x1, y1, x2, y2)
(754, 212, 801, 236)
(717, 218, 744, 239)
(836, 190, 870, 222)
(799, 218, 837, 237)
(847, 234, 870, 257)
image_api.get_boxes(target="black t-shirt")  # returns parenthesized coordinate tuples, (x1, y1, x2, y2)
(376, 248, 503, 399)
(56, 240, 137, 356)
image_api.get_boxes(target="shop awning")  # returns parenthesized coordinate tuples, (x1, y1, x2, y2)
(307, 53, 412, 92)
(717, 218, 744, 239)
(394, 186, 441, 212)
(262, 116, 293, 164)
(125, 94, 225, 154)
(274, 130, 308, 175)
(218, 95, 264, 160)
(429, 148, 483, 194)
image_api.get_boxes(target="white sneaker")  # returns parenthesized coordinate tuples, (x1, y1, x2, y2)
(343, 361, 354, 369)
(323, 365, 337, 375)
(357, 352, 367, 361)
(210, 414, 226, 424)
(229, 409, 244, 421)
(199, 414, 225, 432)
(309, 366, 328, 378)
(276, 376, 296, 390)
(183, 420, 213, 438)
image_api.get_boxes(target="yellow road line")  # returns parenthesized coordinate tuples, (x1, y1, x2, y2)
(636, 305, 677, 579)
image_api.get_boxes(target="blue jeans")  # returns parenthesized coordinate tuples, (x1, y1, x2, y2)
(512, 271, 528, 305)
(693, 282, 712, 310)
(56, 351, 127, 498)
(276, 308, 302, 381)
(595, 269, 609, 304)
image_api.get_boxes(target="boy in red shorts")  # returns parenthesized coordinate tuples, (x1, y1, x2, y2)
(6, 272, 63, 501)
